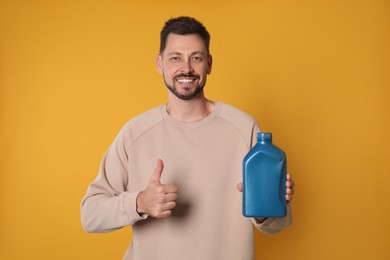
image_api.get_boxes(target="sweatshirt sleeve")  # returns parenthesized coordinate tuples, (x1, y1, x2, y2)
(252, 203, 293, 234)
(80, 128, 147, 233)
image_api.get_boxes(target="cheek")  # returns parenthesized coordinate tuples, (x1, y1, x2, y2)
(162, 70, 175, 84)
(198, 64, 211, 75)
(163, 64, 179, 76)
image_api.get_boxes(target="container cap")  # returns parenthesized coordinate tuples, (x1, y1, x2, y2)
(257, 132, 272, 141)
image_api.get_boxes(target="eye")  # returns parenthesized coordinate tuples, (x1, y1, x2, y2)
(192, 56, 203, 62)
(170, 56, 180, 61)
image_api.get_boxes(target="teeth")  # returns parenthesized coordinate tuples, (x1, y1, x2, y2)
(177, 78, 194, 83)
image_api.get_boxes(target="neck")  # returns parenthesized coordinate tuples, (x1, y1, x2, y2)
(166, 93, 215, 122)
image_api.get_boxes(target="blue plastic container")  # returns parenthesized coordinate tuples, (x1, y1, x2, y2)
(242, 132, 287, 218)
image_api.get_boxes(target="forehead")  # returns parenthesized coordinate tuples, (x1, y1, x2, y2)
(164, 33, 207, 54)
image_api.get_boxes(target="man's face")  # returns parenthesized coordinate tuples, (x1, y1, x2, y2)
(157, 33, 212, 100)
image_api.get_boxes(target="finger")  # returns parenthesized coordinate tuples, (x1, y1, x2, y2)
(162, 183, 178, 193)
(163, 192, 178, 202)
(236, 183, 243, 192)
(162, 201, 177, 211)
(286, 183, 295, 202)
(156, 209, 173, 218)
(151, 159, 164, 182)
(287, 173, 292, 181)
(286, 179, 295, 188)
(154, 202, 176, 218)
(286, 187, 295, 195)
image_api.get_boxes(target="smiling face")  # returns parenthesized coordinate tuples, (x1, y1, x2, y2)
(157, 33, 212, 100)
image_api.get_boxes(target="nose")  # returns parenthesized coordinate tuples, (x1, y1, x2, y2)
(180, 59, 194, 74)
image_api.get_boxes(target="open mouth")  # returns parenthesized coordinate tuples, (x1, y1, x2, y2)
(174, 74, 199, 84)
(176, 78, 196, 83)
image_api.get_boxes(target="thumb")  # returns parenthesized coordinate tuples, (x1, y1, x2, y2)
(151, 159, 164, 182)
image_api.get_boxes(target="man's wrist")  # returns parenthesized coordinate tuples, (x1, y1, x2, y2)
(254, 217, 268, 224)
(136, 191, 146, 215)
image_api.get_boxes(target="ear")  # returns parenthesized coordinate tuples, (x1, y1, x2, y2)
(156, 54, 163, 74)
(207, 54, 213, 75)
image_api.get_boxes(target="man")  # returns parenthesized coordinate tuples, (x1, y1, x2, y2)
(81, 16, 295, 260)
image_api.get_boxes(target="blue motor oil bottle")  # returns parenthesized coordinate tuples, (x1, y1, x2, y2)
(242, 132, 287, 218)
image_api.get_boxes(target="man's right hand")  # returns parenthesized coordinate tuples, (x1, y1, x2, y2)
(136, 159, 178, 218)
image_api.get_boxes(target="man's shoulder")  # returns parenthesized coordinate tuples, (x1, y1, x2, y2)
(217, 102, 257, 127)
(127, 105, 163, 127)
(118, 105, 164, 143)
(216, 102, 259, 148)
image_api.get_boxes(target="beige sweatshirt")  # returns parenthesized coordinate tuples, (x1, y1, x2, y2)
(81, 101, 292, 260)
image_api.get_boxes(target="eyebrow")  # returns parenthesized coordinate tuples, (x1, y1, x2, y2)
(166, 51, 206, 56)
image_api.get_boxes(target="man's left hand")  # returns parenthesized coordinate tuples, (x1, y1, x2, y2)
(236, 173, 295, 202)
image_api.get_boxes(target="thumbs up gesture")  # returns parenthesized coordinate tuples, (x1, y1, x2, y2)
(136, 159, 178, 218)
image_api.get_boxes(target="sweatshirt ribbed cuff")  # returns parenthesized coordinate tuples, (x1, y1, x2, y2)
(252, 203, 293, 235)
(122, 191, 148, 225)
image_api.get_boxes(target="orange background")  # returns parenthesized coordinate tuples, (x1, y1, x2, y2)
(1, 0, 389, 259)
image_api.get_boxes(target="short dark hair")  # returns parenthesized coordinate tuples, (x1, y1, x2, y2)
(159, 16, 210, 55)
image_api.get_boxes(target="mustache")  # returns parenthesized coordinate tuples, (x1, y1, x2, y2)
(174, 73, 200, 79)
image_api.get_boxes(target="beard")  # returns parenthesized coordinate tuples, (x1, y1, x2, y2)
(164, 73, 205, 100)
